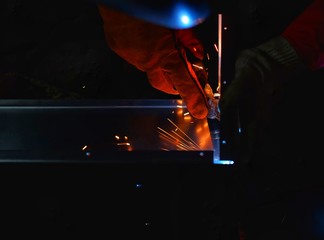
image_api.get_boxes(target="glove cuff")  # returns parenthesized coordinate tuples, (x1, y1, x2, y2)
(257, 36, 306, 75)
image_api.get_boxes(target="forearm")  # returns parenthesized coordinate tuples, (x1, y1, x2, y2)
(281, 0, 324, 70)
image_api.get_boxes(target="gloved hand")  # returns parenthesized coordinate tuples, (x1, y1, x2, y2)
(97, 5, 216, 119)
(219, 36, 306, 163)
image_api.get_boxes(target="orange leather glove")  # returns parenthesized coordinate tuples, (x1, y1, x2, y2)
(97, 4, 215, 119)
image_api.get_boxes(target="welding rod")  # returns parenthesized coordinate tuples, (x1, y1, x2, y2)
(207, 13, 222, 120)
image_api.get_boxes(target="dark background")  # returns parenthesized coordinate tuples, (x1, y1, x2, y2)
(0, 0, 316, 100)
(0, 0, 175, 100)
(1, 0, 324, 239)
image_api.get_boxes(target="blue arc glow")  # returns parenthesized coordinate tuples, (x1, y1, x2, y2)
(98, 0, 211, 29)
(180, 15, 190, 25)
(172, 3, 209, 28)
(213, 160, 235, 165)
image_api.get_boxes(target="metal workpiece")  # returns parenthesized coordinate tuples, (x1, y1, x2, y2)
(0, 99, 220, 164)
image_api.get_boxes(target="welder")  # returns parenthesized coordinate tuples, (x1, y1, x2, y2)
(95, 0, 324, 239)
(96, 0, 323, 157)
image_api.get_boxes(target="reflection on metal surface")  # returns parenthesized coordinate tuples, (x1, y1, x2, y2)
(156, 118, 201, 151)
(114, 135, 132, 151)
(0, 99, 217, 164)
(214, 160, 234, 165)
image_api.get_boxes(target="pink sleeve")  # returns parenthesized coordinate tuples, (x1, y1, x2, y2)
(282, 0, 324, 70)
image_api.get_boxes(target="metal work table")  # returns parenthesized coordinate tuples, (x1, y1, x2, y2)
(0, 99, 229, 164)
